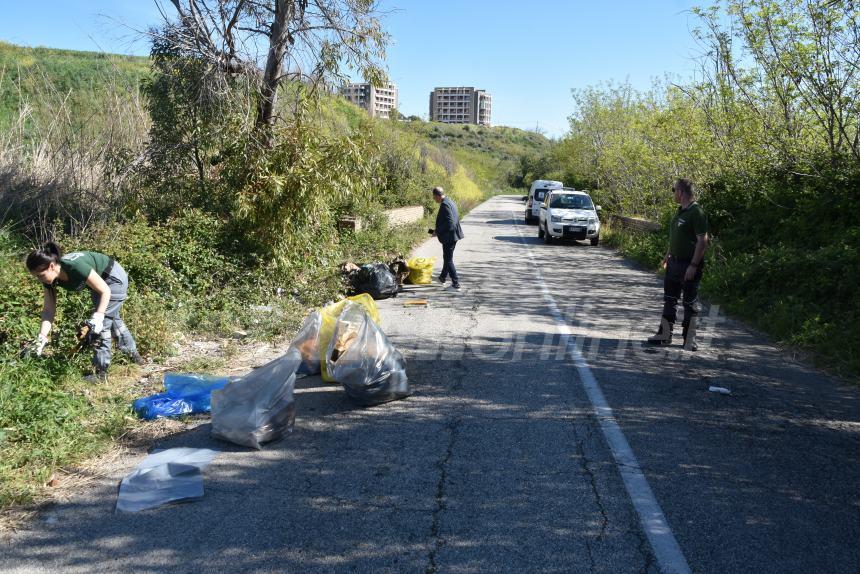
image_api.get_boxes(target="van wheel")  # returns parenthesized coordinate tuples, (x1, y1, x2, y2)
(590, 235, 599, 246)
(538, 224, 544, 239)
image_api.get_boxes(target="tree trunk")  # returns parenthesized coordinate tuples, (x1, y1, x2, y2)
(256, 0, 293, 133)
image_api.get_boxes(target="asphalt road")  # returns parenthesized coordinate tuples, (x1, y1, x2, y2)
(2, 195, 858, 573)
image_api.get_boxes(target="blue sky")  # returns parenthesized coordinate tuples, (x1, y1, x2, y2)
(0, 1, 706, 137)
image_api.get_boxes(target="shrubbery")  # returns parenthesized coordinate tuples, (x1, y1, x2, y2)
(525, 1, 860, 380)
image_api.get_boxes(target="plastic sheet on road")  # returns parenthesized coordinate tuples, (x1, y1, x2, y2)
(133, 373, 230, 420)
(116, 447, 219, 512)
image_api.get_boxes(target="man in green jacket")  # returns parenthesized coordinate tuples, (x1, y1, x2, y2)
(647, 178, 709, 350)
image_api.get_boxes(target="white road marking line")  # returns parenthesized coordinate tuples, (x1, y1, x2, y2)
(512, 209, 692, 574)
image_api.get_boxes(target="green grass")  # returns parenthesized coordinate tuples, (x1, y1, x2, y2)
(0, 357, 139, 505)
(0, 41, 150, 134)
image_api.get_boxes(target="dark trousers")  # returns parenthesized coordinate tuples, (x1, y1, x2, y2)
(440, 241, 459, 284)
(662, 256, 703, 329)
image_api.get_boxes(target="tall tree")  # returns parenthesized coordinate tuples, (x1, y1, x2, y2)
(154, 0, 388, 131)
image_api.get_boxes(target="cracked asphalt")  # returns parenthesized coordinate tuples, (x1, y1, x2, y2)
(1, 195, 858, 573)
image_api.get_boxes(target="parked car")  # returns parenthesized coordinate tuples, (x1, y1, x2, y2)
(525, 179, 563, 223)
(538, 188, 601, 245)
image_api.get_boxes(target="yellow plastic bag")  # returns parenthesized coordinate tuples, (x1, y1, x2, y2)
(406, 257, 436, 285)
(318, 294, 380, 383)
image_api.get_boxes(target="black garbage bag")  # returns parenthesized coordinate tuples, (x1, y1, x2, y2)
(349, 263, 399, 300)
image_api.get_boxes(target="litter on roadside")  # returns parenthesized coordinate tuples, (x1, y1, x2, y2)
(708, 386, 732, 395)
(291, 310, 322, 375)
(402, 299, 428, 307)
(133, 373, 230, 420)
(406, 257, 436, 284)
(346, 262, 400, 300)
(210, 348, 301, 449)
(116, 447, 219, 512)
(326, 302, 410, 406)
(318, 294, 379, 383)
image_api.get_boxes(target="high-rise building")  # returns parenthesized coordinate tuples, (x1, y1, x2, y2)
(341, 82, 398, 119)
(429, 87, 492, 126)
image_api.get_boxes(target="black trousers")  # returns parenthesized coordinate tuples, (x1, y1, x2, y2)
(440, 241, 460, 284)
(662, 256, 704, 328)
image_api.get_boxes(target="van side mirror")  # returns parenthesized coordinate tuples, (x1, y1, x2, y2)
(521, 195, 528, 202)
(595, 205, 602, 211)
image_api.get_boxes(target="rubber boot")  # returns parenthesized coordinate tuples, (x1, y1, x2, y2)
(682, 318, 698, 351)
(646, 318, 674, 345)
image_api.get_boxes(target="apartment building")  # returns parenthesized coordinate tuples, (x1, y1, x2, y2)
(428, 87, 492, 126)
(341, 82, 398, 119)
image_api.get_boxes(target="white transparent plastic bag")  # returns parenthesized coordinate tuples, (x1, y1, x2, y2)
(290, 310, 322, 375)
(116, 448, 219, 512)
(325, 303, 410, 406)
(210, 348, 301, 449)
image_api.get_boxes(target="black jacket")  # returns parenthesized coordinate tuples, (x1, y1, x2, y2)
(435, 197, 465, 244)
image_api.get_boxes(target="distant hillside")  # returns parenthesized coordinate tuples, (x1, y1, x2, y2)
(0, 40, 546, 198)
(401, 119, 550, 192)
(0, 41, 150, 133)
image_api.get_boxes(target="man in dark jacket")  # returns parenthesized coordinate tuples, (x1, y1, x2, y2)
(431, 186, 465, 289)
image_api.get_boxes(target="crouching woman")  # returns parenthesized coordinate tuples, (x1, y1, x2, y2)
(26, 242, 143, 381)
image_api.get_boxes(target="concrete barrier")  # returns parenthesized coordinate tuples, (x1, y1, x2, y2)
(609, 215, 661, 233)
(384, 206, 424, 227)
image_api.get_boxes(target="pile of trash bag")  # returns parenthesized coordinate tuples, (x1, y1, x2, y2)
(134, 293, 408, 449)
(347, 263, 400, 300)
(133, 373, 230, 420)
(210, 348, 301, 449)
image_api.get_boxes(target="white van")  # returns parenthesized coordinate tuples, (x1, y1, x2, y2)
(525, 180, 563, 223)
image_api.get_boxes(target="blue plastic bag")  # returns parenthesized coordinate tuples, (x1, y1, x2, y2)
(133, 374, 229, 420)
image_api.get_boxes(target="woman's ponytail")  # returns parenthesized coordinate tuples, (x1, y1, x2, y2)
(25, 241, 63, 271)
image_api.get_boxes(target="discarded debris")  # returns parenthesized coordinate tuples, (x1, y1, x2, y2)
(406, 257, 436, 284)
(211, 349, 300, 449)
(290, 310, 322, 375)
(319, 294, 379, 383)
(708, 386, 732, 395)
(346, 262, 400, 300)
(403, 299, 428, 307)
(133, 373, 229, 420)
(326, 302, 410, 406)
(388, 257, 410, 285)
(116, 447, 219, 512)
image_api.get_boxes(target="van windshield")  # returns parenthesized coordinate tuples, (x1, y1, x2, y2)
(550, 194, 593, 209)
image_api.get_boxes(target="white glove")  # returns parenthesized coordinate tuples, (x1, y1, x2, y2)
(34, 334, 49, 356)
(88, 312, 105, 335)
